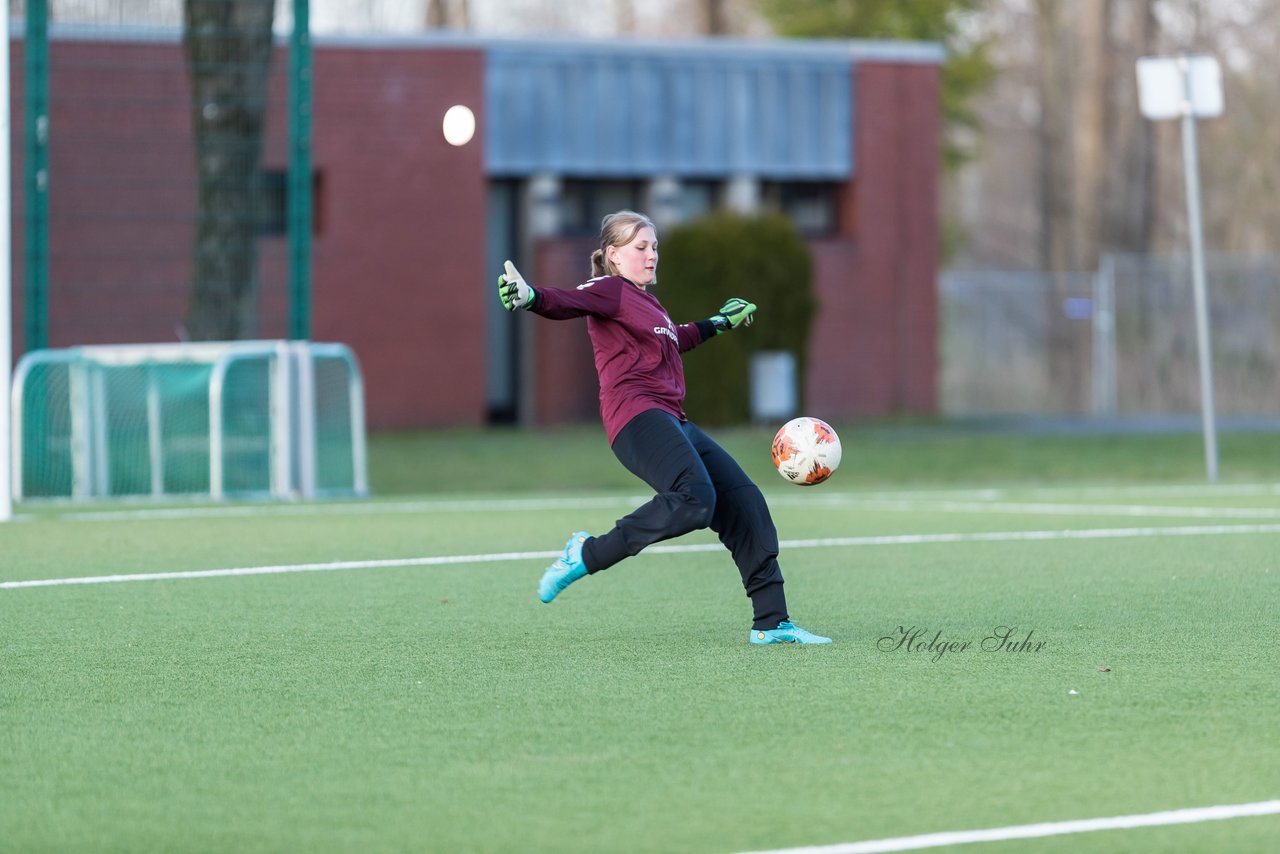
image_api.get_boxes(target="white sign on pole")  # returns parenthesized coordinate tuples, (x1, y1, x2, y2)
(1137, 55, 1223, 119)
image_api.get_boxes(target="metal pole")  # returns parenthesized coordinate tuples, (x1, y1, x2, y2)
(147, 366, 164, 497)
(89, 366, 109, 497)
(69, 361, 90, 499)
(294, 342, 317, 499)
(1091, 253, 1118, 416)
(287, 0, 313, 340)
(24, 0, 49, 353)
(209, 356, 229, 501)
(271, 342, 293, 498)
(1, 0, 12, 521)
(1179, 57, 1219, 482)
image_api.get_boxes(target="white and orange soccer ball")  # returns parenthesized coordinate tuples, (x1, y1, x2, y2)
(771, 417, 842, 486)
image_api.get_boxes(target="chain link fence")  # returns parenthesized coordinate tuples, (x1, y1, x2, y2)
(941, 253, 1280, 417)
(19, 0, 301, 351)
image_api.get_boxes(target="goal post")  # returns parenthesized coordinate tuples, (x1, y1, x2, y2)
(11, 340, 367, 503)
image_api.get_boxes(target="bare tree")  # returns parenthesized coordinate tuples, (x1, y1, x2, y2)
(426, 0, 471, 29)
(1033, 0, 1091, 409)
(1097, 0, 1158, 256)
(616, 0, 637, 34)
(1033, 0, 1077, 272)
(961, 0, 1160, 269)
(1072, 0, 1107, 266)
(1171, 0, 1280, 253)
(183, 0, 275, 341)
(705, 0, 729, 35)
(923, 0, 1280, 270)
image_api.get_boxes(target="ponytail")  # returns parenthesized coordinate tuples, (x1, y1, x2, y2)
(590, 248, 609, 278)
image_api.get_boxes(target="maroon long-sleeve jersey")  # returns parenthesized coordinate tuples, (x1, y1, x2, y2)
(530, 275, 713, 444)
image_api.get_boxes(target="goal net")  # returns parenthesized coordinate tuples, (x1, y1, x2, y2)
(12, 341, 367, 502)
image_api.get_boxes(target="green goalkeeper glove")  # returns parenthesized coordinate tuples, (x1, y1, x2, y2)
(709, 297, 756, 334)
(498, 260, 537, 311)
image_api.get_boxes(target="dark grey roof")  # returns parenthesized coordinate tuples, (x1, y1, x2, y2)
(486, 42, 859, 178)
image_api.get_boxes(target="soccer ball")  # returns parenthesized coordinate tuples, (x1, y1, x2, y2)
(771, 417, 842, 486)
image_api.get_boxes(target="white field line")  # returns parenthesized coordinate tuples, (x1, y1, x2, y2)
(735, 799, 1280, 854)
(1014, 482, 1280, 499)
(4, 523, 1280, 590)
(850, 499, 1280, 520)
(23, 496, 649, 522)
(0, 549, 564, 589)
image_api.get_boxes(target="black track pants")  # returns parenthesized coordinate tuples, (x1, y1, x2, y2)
(581, 409, 789, 630)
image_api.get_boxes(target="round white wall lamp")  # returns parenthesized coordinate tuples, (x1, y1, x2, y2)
(442, 105, 476, 147)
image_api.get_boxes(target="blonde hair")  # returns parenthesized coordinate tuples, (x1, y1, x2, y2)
(590, 210, 657, 278)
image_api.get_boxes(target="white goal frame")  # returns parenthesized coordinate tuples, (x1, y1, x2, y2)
(11, 340, 368, 502)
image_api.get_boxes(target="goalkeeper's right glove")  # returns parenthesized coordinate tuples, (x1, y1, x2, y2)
(498, 260, 536, 311)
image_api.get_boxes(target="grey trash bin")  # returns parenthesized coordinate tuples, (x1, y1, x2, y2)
(749, 351, 797, 422)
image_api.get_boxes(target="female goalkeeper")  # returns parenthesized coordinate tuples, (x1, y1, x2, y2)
(497, 210, 830, 645)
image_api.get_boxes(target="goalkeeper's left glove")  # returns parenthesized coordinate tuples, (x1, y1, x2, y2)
(709, 297, 757, 333)
(498, 260, 537, 311)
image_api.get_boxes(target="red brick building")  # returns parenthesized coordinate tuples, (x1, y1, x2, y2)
(9, 31, 941, 430)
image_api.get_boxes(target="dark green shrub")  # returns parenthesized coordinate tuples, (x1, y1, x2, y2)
(657, 212, 815, 424)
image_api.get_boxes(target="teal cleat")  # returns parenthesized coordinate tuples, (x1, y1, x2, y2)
(538, 531, 590, 603)
(750, 621, 832, 645)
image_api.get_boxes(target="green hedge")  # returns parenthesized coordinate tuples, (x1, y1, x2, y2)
(657, 212, 815, 425)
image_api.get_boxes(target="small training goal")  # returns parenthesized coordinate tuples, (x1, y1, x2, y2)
(11, 340, 367, 502)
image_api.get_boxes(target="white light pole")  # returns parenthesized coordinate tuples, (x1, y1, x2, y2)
(1, 2, 13, 522)
(1137, 54, 1223, 482)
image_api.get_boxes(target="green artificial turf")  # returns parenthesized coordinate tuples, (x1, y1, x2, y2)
(366, 422, 1280, 495)
(3, 474, 1279, 851)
